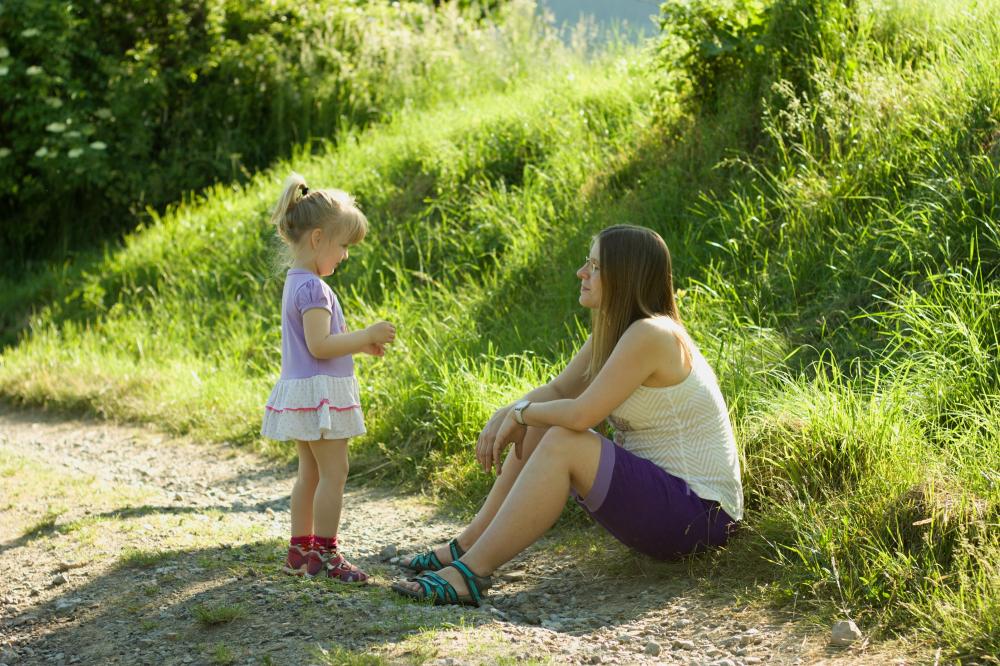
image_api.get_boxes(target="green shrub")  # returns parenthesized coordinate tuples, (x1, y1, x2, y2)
(0, 0, 549, 269)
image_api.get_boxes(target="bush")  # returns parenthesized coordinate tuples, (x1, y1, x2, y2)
(0, 0, 539, 270)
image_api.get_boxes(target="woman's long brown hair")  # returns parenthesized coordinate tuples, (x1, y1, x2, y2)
(586, 225, 680, 380)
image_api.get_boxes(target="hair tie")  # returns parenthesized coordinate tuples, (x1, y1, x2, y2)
(301, 185, 309, 196)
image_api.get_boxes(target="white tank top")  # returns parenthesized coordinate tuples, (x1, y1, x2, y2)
(607, 341, 744, 520)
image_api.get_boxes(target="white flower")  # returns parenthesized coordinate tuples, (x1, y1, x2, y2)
(45, 97, 63, 108)
(26, 65, 43, 76)
(89, 141, 107, 150)
(68, 148, 84, 158)
(21, 28, 40, 38)
(0, 148, 11, 159)
(46, 122, 67, 133)
(66, 131, 81, 138)
(35, 147, 48, 157)
(0, 47, 9, 58)
(95, 108, 112, 120)
(0, 66, 8, 77)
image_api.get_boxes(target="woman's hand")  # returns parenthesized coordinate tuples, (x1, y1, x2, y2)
(488, 411, 527, 476)
(476, 406, 513, 473)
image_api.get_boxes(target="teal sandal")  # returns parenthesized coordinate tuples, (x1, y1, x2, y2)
(391, 561, 493, 607)
(401, 537, 465, 573)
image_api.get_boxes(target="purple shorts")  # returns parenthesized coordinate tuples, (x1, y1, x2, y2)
(572, 434, 736, 560)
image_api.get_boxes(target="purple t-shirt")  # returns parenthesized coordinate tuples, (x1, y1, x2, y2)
(279, 269, 355, 380)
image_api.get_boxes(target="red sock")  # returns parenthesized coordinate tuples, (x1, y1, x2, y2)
(291, 535, 313, 550)
(314, 535, 338, 552)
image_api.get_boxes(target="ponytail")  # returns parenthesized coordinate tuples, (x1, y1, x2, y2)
(270, 172, 311, 244)
(270, 171, 369, 252)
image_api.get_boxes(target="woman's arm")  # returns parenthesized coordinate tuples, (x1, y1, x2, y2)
(489, 320, 684, 472)
(302, 309, 395, 359)
(522, 321, 676, 430)
(475, 337, 594, 470)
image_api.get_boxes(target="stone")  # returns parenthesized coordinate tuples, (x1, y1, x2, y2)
(830, 619, 862, 646)
(671, 639, 696, 651)
(643, 641, 661, 657)
(379, 544, 397, 560)
(502, 569, 527, 582)
(51, 573, 69, 586)
(745, 658, 763, 664)
(1, 649, 16, 663)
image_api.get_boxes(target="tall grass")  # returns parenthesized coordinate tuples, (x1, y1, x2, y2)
(1, 0, 998, 658)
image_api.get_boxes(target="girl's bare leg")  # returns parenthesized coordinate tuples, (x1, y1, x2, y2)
(308, 438, 350, 538)
(290, 441, 319, 538)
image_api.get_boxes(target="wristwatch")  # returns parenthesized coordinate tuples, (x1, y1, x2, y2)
(512, 399, 531, 426)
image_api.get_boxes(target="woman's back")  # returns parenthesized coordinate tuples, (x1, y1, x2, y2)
(608, 337, 744, 521)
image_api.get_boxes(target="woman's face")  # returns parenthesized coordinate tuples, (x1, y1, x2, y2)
(577, 240, 602, 309)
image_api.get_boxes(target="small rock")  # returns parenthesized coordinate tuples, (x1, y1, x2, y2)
(831, 619, 862, 646)
(379, 544, 397, 561)
(389, 556, 401, 565)
(671, 639, 696, 651)
(173, 493, 184, 501)
(264, 507, 275, 517)
(745, 658, 763, 664)
(712, 660, 736, 666)
(54, 598, 80, 614)
(1, 649, 17, 663)
(501, 569, 527, 582)
(643, 641, 661, 657)
(50, 573, 69, 586)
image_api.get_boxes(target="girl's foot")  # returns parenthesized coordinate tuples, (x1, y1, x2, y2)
(306, 550, 369, 583)
(282, 544, 313, 575)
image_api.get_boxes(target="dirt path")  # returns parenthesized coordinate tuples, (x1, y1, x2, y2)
(0, 406, 921, 665)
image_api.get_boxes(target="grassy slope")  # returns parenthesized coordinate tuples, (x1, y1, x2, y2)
(2, 0, 998, 658)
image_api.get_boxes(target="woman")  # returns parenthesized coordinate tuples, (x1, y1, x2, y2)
(392, 225, 744, 606)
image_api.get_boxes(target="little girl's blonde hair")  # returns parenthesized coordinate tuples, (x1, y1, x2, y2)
(270, 172, 368, 248)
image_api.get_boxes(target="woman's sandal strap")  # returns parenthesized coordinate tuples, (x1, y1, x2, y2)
(415, 571, 458, 604)
(407, 550, 443, 572)
(448, 538, 465, 562)
(450, 561, 490, 606)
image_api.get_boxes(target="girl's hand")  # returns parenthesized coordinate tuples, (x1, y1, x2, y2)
(361, 342, 385, 356)
(489, 411, 527, 476)
(366, 321, 396, 345)
(476, 406, 509, 472)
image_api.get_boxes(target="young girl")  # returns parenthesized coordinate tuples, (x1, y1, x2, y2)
(261, 173, 396, 583)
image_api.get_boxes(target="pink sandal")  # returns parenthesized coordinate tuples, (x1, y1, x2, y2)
(306, 549, 369, 583)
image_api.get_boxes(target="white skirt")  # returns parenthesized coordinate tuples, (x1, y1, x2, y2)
(261, 375, 366, 442)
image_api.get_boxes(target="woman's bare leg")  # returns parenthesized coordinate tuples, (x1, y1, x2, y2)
(397, 427, 602, 595)
(401, 425, 550, 567)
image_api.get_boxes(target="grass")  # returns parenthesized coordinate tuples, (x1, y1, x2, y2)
(1, 0, 998, 660)
(192, 603, 248, 627)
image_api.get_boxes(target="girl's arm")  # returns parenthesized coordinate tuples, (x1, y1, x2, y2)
(302, 309, 395, 359)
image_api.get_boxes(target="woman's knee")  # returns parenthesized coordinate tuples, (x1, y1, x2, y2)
(536, 426, 582, 458)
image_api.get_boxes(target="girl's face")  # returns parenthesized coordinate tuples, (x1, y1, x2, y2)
(577, 240, 602, 309)
(310, 227, 351, 277)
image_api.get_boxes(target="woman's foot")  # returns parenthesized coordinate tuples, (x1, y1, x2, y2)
(392, 562, 492, 606)
(399, 537, 466, 572)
